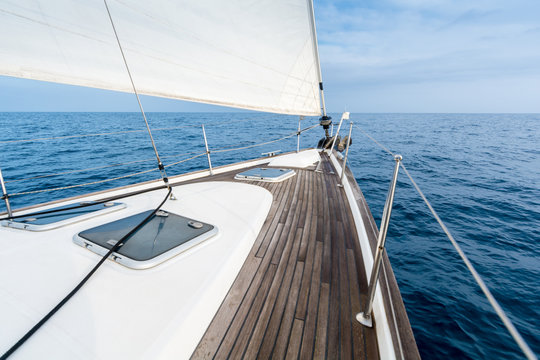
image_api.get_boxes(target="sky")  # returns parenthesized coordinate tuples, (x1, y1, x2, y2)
(1, 0, 539, 113)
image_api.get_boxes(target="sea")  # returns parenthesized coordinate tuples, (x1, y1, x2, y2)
(0, 112, 538, 359)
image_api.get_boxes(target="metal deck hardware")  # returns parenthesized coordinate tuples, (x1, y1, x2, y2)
(202, 124, 214, 176)
(357, 154, 402, 327)
(329, 112, 349, 153)
(0, 167, 13, 218)
(338, 121, 353, 187)
(296, 116, 304, 153)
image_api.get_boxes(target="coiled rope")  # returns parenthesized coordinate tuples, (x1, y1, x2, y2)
(353, 124, 537, 360)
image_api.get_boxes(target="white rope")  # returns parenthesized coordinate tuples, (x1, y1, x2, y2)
(399, 163, 537, 360)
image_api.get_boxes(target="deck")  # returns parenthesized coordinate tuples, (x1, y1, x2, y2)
(192, 154, 381, 359)
(0, 151, 419, 359)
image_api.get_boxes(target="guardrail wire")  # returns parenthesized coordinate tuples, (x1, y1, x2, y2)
(353, 124, 537, 360)
(3, 121, 320, 198)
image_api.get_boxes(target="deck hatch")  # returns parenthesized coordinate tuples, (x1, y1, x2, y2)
(1, 202, 125, 231)
(73, 210, 217, 269)
(234, 167, 295, 182)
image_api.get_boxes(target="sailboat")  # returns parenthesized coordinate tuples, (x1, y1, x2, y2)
(0, 0, 420, 358)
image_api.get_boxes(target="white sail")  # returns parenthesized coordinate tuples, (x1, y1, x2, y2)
(0, 0, 322, 115)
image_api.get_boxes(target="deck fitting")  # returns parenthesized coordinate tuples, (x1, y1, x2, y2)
(356, 312, 373, 327)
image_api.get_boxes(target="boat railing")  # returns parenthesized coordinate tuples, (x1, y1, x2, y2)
(0, 119, 319, 215)
(356, 153, 402, 328)
(336, 121, 537, 360)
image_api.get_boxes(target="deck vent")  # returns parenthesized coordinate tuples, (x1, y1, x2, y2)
(234, 167, 295, 182)
(1, 201, 126, 231)
(73, 210, 218, 269)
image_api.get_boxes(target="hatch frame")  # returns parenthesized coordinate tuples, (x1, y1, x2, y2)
(234, 167, 296, 182)
(1, 202, 126, 231)
(73, 210, 219, 269)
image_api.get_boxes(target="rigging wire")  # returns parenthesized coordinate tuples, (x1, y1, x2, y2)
(210, 123, 319, 153)
(0, 178, 174, 222)
(6, 152, 207, 197)
(399, 163, 537, 360)
(2, 123, 318, 197)
(8, 166, 161, 197)
(0, 188, 172, 360)
(0, 129, 296, 221)
(0, 125, 200, 144)
(353, 124, 537, 360)
(0, 116, 298, 145)
(163, 152, 207, 169)
(103, 0, 172, 195)
(4, 149, 205, 184)
(353, 125, 395, 157)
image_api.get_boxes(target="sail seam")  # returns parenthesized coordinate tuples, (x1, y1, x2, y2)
(113, 0, 314, 83)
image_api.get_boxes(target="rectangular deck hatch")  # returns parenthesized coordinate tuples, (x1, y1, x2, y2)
(1, 201, 126, 231)
(73, 210, 217, 269)
(234, 167, 295, 182)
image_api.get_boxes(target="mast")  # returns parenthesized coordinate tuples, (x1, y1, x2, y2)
(306, 0, 332, 136)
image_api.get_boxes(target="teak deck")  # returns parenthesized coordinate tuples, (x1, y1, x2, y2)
(192, 154, 418, 359)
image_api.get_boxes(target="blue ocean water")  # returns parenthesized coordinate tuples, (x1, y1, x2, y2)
(0, 112, 538, 359)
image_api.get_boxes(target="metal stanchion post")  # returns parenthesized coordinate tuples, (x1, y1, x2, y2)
(337, 121, 353, 187)
(202, 125, 214, 176)
(0, 168, 13, 218)
(296, 116, 303, 153)
(356, 154, 402, 327)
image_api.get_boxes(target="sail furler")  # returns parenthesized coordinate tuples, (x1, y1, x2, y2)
(0, 0, 321, 115)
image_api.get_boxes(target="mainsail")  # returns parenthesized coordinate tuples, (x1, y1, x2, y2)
(0, 0, 322, 115)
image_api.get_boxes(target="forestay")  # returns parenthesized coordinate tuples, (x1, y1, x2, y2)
(0, 0, 321, 115)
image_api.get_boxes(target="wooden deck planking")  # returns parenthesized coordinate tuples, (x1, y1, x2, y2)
(193, 156, 381, 359)
(298, 240, 323, 359)
(284, 319, 304, 360)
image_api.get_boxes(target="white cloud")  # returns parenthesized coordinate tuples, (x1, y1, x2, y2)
(314, 0, 540, 111)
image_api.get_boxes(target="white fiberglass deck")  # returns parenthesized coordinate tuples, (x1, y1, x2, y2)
(0, 181, 272, 359)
